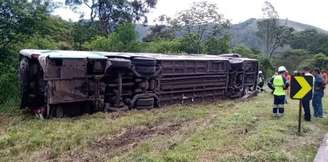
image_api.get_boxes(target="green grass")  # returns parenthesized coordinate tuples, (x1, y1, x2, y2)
(0, 92, 328, 162)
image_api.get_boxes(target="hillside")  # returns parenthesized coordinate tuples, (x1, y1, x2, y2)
(230, 18, 328, 50)
(137, 18, 328, 50)
(1, 92, 327, 161)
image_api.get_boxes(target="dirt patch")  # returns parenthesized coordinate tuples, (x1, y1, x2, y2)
(106, 111, 129, 120)
(61, 121, 184, 162)
(95, 122, 181, 149)
(30, 149, 55, 161)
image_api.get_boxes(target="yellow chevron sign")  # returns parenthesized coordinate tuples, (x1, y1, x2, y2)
(293, 77, 312, 99)
(290, 76, 313, 100)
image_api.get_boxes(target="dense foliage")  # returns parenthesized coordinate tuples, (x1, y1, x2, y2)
(65, 0, 157, 34)
(289, 29, 328, 54)
(0, 0, 64, 104)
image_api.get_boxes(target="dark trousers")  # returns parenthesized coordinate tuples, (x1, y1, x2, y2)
(273, 95, 285, 114)
(313, 91, 324, 117)
(302, 99, 311, 121)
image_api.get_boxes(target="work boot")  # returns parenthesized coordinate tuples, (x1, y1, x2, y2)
(318, 115, 326, 118)
(272, 113, 278, 118)
(304, 117, 311, 122)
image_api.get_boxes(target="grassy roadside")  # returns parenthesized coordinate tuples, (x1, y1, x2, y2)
(0, 92, 327, 162)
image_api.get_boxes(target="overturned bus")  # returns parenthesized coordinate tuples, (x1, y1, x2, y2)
(19, 49, 258, 118)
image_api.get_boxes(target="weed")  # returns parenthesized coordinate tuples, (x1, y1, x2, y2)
(0, 92, 327, 162)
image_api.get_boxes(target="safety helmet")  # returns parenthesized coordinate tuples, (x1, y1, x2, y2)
(278, 66, 287, 72)
(259, 70, 263, 74)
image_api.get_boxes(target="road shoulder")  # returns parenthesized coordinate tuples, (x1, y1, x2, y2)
(314, 133, 328, 162)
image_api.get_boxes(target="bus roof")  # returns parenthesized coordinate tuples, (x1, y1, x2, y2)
(20, 49, 256, 61)
(20, 49, 108, 59)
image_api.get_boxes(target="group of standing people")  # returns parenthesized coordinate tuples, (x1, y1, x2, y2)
(267, 66, 326, 120)
(302, 67, 326, 121)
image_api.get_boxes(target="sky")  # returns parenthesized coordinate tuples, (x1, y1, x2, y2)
(53, 0, 328, 30)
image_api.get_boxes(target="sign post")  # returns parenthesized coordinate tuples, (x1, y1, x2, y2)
(298, 100, 302, 133)
(290, 75, 313, 135)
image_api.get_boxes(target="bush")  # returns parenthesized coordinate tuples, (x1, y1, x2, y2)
(298, 53, 328, 70)
(275, 49, 311, 72)
(0, 73, 19, 104)
(258, 56, 275, 79)
(0, 60, 19, 105)
(312, 53, 328, 69)
(83, 36, 112, 51)
(231, 44, 258, 58)
(0, 36, 58, 106)
(179, 33, 202, 54)
(203, 36, 230, 55)
(23, 35, 58, 49)
(143, 39, 182, 54)
(83, 23, 140, 52)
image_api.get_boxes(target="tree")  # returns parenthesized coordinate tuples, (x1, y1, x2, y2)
(0, 0, 67, 104)
(289, 29, 328, 54)
(179, 33, 202, 54)
(110, 23, 139, 51)
(72, 20, 102, 49)
(22, 35, 58, 49)
(169, 1, 230, 54)
(257, 1, 293, 58)
(203, 36, 230, 55)
(65, 0, 98, 22)
(142, 39, 182, 53)
(276, 49, 311, 71)
(143, 15, 175, 42)
(65, 0, 157, 34)
(84, 23, 140, 52)
(258, 56, 274, 79)
(0, 0, 33, 50)
(171, 1, 230, 39)
(0, 0, 59, 51)
(312, 53, 328, 70)
(296, 53, 328, 71)
(231, 44, 257, 58)
(83, 36, 112, 51)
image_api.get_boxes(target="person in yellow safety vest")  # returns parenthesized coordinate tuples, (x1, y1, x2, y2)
(268, 66, 289, 117)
